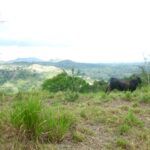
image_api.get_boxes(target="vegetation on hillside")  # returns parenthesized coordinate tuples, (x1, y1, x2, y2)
(0, 63, 63, 94)
(0, 61, 145, 94)
(0, 61, 150, 149)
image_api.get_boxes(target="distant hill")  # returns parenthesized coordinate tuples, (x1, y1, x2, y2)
(10, 58, 144, 80)
(11, 58, 143, 68)
(12, 57, 44, 63)
(47, 60, 143, 70)
(38, 59, 109, 68)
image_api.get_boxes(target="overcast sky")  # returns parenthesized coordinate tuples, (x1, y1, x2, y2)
(0, 0, 150, 63)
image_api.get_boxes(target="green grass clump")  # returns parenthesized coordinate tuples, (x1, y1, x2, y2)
(11, 96, 43, 138)
(118, 124, 131, 135)
(64, 91, 79, 102)
(116, 138, 130, 149)
(11, 96, 75, 143)
(124, 110, 144, 128)
(117, 110, 144, 136)
(40, 107, 75, 143)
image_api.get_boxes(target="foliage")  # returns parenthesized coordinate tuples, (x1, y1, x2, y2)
(42, 73, 90, 93)
(118, 124, 131, 135)
(90, 80, 107, 92)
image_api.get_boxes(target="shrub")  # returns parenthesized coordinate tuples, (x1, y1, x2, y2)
(42, 73, 90, 93)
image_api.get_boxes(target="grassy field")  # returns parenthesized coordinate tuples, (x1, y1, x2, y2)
(0, 87, 150, 150)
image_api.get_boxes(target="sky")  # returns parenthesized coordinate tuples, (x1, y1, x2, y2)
(0, 0, 150, 63)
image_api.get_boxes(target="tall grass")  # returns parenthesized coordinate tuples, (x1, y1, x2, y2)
(40, 107, 75, 143)
(11, 95, 75, 142)
(11, 96, 43, 138)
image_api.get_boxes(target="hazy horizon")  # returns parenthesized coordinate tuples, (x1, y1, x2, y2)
(0, 0, 150, 63)
(0, 56, 145, 64)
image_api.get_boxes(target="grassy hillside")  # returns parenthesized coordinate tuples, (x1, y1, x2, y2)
(0, 87, 150, 149)
(0, 61, 149, 149)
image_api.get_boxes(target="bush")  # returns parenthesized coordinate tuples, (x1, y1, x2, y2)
(42, 73, 90, 93)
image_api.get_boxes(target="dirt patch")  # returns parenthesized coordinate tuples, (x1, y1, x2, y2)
(101, 99, 132, 108)
(57, 124, 115, 150)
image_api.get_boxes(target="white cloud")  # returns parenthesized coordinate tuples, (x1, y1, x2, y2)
(0, 46, 145, 63)
(0, 0, 150, 62)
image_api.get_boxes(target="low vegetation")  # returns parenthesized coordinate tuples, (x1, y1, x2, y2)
(0, 86, 150, 149)
(0, 62, 150, 149)
(10, 95, 75, 143)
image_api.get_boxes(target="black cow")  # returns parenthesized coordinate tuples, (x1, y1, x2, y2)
(106, 77, 141, 92)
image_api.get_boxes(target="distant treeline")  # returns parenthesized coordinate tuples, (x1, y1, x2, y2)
(12, 60, 144, 80)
